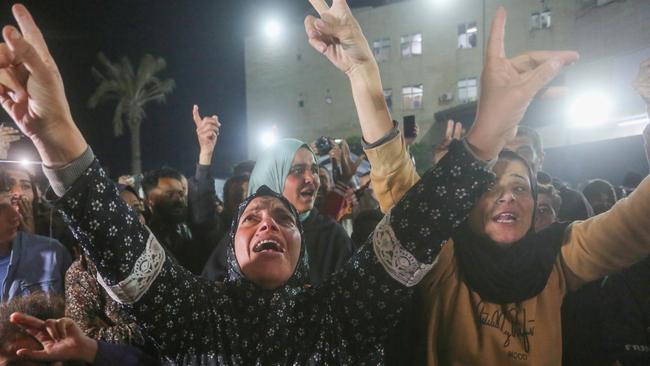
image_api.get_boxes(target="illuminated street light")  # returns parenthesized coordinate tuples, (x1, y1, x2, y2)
(568, 91, 613, 128)
(264, 19, 282, 39)
(260, 127, 278, 148)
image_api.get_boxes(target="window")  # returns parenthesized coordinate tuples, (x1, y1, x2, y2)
(373, 38, 391, 62)
(400, 33, 422, 58)
(457, 22, 478, 49)
(383, 89, 393, 111)
(457, 78, 478, 103)
(402, 85, 423, 110)
(531, 11, 552, 30)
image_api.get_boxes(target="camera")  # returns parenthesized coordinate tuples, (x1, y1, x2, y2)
(315, 136, 333, 155)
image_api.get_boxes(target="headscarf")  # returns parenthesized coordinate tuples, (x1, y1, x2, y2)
(225, 185, 310, 288)
(453, 150, 567, 304)
(247, 139, 315, 221)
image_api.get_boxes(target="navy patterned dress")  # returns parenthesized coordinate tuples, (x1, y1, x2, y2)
(49, 140, 493, 365)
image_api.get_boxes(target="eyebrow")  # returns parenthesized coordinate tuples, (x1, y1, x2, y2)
(509, 173, 529, 182)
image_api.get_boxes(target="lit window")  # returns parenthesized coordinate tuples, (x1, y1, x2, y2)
(373, 38, 391, 62)
(383, 89, 393, 111)
(531, 11, 552, 30)
(457, 22, 478, 49)
(457, 78, 478, 103)
(402, 85, 423, 110)
(400, 33, 422, 58)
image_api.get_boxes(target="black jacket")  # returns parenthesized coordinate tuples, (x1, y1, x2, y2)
(50, 141, 492, 364)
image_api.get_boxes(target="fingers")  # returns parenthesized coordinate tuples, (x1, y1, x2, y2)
(453, 122, 463, 140)
(192, 104, 201, 126)
(12, 4, 52, 63)
(445, 120, 454, 140)
(486, 7, 507, 61)
(44, 319, 61, 340)
(304, 16, 328, 54)
(16, 348, 53, 361)
(10, 312, 44, 329)
(523, 53, 579, 97)
(511, 51, 579, 73)
(309, 0, 330, 16)
(55, 318, 74, 339)
(0, 68, 27, 102)
(2, 25, 49, 82)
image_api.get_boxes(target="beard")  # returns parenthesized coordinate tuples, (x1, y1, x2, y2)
(154, 200, 188, 224)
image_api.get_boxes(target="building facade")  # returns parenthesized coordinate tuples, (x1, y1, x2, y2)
(245, 0, 650, 158)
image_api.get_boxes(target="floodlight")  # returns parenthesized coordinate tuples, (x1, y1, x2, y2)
(568, 92, 612, 128)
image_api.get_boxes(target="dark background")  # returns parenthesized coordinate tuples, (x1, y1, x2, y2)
(0, 0, 396, 178)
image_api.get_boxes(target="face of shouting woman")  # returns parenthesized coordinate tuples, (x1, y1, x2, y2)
(469, 158, 535, 247)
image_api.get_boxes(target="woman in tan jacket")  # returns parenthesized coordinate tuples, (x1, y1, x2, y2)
(306, 1, 650, 364)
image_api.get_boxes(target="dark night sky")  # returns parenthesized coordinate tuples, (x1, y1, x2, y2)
(0, 0, 393, 179)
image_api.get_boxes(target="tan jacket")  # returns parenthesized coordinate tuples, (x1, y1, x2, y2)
(365, 133, 650, 365)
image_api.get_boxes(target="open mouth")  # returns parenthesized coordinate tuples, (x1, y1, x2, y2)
(299, 189, 315, 199)
(493, 212, 518, 224)
(252, 239, 284, 253)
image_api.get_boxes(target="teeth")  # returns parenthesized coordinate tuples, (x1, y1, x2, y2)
(495, 213, 517, 223)
(253, 240, 283, 253)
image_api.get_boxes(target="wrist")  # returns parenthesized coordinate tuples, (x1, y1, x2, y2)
(32, 124, 88, 168)
(198, 150, 213, 166)
(346, 61, 380, 82)
(79, 337, 99, 363)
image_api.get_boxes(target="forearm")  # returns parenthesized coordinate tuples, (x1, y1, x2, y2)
(33, 121, 88, 169)
(198, 147, 214, 166)
(348, 63, 394, 144)
(562, 175, 650, 285)
(363, 128, 420, 213)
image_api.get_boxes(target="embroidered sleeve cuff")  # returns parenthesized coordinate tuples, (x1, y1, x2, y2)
(372, 211, 435, 287)
(361, 120, 400, 149)
(42, 146, 96, 197)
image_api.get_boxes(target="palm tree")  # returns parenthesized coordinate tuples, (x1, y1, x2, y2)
(88, 53, 175, 174)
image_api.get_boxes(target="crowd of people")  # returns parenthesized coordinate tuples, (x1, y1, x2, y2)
(0, 1, 647, 365)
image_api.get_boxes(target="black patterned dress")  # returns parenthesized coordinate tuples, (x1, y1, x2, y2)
(48, 141, 493, 365)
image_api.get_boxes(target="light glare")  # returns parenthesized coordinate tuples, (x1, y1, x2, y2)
(260, 129, 278, 148)
(568, 92, 613, 128)
(264, 19, 282, 38)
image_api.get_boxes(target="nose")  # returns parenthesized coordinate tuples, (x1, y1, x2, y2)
(303, 169, 315, 184)
(497, 190, 516, 204)
(9, 184, 21, 196)
(258, 216, 279, 233)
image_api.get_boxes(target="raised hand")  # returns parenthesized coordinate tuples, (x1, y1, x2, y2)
(0, 4, 86, 167)
(433, 120, 463, 165)
(465, 8, 579, 161)
(0, 123, 21, 159)
(9, 312, 98, 363)
(339, 139, 365, 183)
(304, 0, 374, 76)
(17, 196, 34, 233)
(192, 104, 221, 165)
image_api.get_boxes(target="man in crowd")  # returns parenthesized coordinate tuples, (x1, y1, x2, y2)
(141, 105, 223, 274)
(582, 178, 617, 215)
(535, 183, 562, 232)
